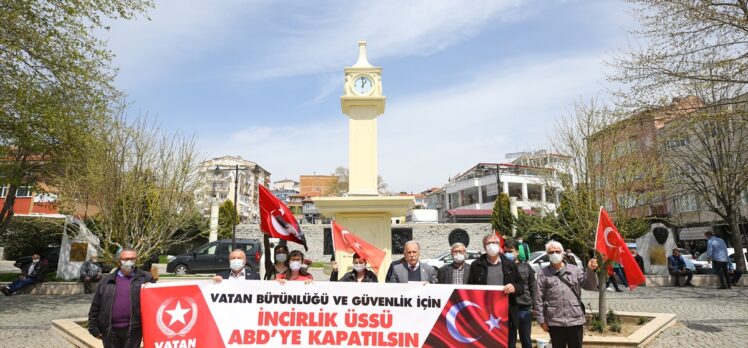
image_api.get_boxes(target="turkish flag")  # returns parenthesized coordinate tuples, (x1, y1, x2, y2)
(423, 288, 509, 348)
(595, 207, 646, 289)
(331, 221, 386, 273)
(258, 185, 307, 250)
(493, 230, 505, 249)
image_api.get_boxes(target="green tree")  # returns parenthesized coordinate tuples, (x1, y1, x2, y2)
(0, 0, 153, 233)
(218, 200, 240, 240)
(491, 193, 514, 235)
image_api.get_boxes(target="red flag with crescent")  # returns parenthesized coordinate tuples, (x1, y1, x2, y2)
(258, 185, 307, 250)
(595, 207, 646, 289)
(331, 221, 386, 273)
(423, 288, 509, 348)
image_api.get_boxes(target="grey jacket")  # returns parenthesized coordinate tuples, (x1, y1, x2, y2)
(387, 262, 438, 284)
(534, 263, 597, 327)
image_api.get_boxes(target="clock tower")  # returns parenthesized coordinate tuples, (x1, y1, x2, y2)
(341, 41, 385, 196)
(314, 41, 413, 282)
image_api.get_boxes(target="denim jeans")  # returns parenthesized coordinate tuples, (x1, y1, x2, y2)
(8, 278, 35, 294)
(508, 308, 532, 348)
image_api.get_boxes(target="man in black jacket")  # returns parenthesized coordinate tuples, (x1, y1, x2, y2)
(88, 248, 154, 348)
(504, 240, 536, 348)
(2, 253, 49, 296)
(467, 234, 521, 337)
(437, 242, 471, 284)
(213, 249, 260, 282)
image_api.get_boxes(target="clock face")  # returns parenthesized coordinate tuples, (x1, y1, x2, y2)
(352, 75, 374, 95)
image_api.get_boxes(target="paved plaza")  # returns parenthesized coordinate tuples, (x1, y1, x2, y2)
(0, 283, 745, 347)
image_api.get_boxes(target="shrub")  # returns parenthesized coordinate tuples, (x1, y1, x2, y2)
(637, 316, 650, 325)
(0, 217, 64, 259)
(588, 315, 604, 333)
(609, 321, 622, 333)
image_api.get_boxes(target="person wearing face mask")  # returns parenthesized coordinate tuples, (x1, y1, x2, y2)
(437, 242, 471, 284)
(387, 241, 438, 283)
(265, 244, 289, 280)
(276, 250, 313, 282)
(516, 237, 531, 262)
(504, 240, 536, 348)
(88, 248, 155, 348)
(534, 241, 599, 348)
(213, 249, 260, 282)
(2, 253, 49, 296)
(467, 234, 521, 341)
(334, 253, 378, 282)
(80, 253, 103, 294)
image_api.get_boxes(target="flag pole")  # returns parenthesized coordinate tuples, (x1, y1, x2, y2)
(594, 206, 604, 258)
(330, 220, 336, 262)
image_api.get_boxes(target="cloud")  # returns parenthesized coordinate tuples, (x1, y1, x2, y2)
(219, 53, 610, 191)
(238, 0, 529, 80)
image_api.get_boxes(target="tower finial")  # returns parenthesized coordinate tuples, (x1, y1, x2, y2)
(353, 40, 373, 68)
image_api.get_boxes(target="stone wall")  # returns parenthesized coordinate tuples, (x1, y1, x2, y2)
(236, 223, 492, 261)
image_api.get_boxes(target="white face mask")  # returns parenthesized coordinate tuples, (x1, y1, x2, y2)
(517, 239, 523, 244)
(120, 260, 135, 272)
(275, 254, 287, 263)
(353, 263, 366, 272)
(549, 253, 564, 265)
(32, 258, 39, 263)
(230, 259, 245, 271)
(289, 261, 302, 271)
(452, 253, 466, 263)
(486, 244, 500, 256)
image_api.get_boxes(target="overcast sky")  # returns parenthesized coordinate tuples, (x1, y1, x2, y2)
(103, 0, 638, 193)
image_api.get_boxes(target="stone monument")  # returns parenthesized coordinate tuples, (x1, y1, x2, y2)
(314, 41, 413, 282)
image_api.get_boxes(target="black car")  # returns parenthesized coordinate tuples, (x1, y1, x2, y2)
(166, 239, 262, 275)
(14, 247, 60, 272)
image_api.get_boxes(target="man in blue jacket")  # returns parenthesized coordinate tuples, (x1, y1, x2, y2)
(667, 248, 693, 287)
(705, 231, 731, 289)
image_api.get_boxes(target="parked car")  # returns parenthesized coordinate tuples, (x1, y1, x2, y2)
(728, 248, 748, 271)
(422, 250, 482, 269)
(693, 252, 711, 273)
(166, 239, 262, 275)
(528, 251, 584, 276)
(14, 247, 60, 272)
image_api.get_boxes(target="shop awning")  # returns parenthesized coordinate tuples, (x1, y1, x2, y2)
(678, 226, 713, 240)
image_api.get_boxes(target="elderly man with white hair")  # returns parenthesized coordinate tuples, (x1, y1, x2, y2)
(534, 240, 598, 348)
(437, 242, 471, 284)
(387, 241, 438, 283)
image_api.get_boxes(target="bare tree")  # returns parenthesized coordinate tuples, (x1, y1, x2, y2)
(325, 166, 389, 196)
(56, 109, 204, 262)
(661, 98, 748, 272)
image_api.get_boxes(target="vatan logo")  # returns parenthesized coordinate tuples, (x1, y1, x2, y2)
(156, 297, 198, 338)
(446, 301, 502, 343)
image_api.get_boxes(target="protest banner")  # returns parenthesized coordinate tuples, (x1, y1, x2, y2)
(141, 280, 508, 348)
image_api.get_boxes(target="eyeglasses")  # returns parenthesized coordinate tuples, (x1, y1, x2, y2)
(547, 250, 563, 254)
(485, 241, 500, 246)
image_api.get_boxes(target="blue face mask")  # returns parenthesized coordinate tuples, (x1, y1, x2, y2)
(504, 253, 516, 261)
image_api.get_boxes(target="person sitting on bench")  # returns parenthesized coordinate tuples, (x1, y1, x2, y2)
(667, 248, 693, 287)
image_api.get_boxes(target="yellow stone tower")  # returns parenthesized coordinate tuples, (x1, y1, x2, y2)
(314, 41, 413, 281)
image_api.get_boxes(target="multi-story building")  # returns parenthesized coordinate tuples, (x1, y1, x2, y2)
(587, 96, 702, 219)
(657, 95, 748, 244)
(441, 162, 563, 223)
(297, 175, 339, 224)
(0, 184, 60, 217)
(195, 156, 270, 222)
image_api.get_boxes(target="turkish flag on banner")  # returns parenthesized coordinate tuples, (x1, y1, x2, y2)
(595, 207, 646, 289)
(331, 221, 386, 273)
(258, 185, 307, 250)
(423, 288, 509, 348)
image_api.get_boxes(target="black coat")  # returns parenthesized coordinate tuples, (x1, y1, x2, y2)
(467, 254, 523, 330)
(88, 268, 154, 338)
(22, 260, 49, 283)
(217, 269, 260, 280)
(337, 270, 378, 282)
(437, 263, 471, 284)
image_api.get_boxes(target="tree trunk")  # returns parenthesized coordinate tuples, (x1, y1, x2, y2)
(0, 183, 18, 234)
(728, 212, 746, 273)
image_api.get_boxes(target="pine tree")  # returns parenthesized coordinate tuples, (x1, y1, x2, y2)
(491, 193, 514, 235)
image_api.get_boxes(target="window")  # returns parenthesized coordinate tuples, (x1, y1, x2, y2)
(15, 187, 31, 197)
(527, 184, 542, 201)
(617, 193, 638, 209)
(508, 183, 523, 200)
(742, 190, 748, 205)
(672, 194, 699, 213)
(0, 186, 7, 198)
(481, 185, 498, 205)
(199, 244, 218, 255)
(460, 187, 479, 206)
(666, 137, 688, 149)
(593, 151, 602, 165)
